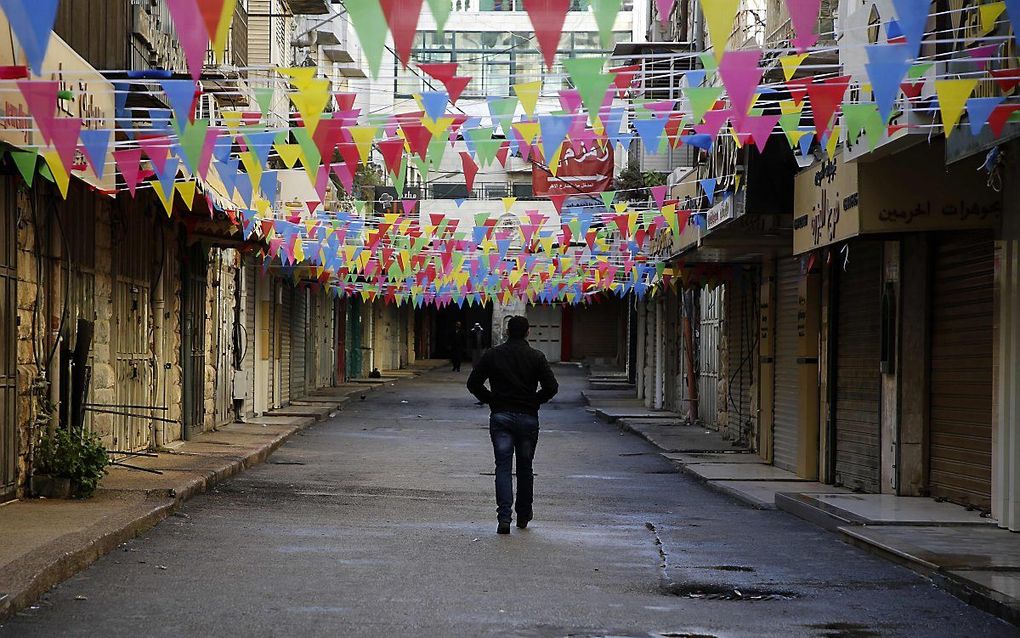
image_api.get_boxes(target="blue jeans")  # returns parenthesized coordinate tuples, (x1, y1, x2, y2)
(489, 412, 540, 523)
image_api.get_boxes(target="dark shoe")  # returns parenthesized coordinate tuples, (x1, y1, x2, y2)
(516, 516, 531, 529)
(497, 521, 511, 535)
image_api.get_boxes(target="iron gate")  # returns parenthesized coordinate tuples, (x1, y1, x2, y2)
(698, 287, 722, 427)
(181, 243, 207, 438)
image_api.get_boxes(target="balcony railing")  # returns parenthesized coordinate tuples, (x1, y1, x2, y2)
(420, 181, 542, 201)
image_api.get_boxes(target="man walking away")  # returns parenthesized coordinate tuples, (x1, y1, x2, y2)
(467, 316, 558, 535)
(450, 321, 466, 372)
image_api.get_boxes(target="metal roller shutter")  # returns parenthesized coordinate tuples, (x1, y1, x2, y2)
(773, 258, 801, 472)
(280, 286, 291, 406)
(834, 242, 883, 493)
(930, 234, 994, 510)
(725, 277, 756, 447)
(291, 287, 307, 400)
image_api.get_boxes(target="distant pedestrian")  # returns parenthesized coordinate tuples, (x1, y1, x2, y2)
(470, 322, 486, 365)
(467, 316, 558, 535)
(450, 321, 466, 372)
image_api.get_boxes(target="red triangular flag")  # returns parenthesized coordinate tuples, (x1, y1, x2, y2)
(460, 151, 478, 193)
(418, 62, 458, 82)
(114, 148, 144, 197)
(786, 77, 812, 106)
(377, 137, 405, 175)
(196, 0, 227, 41)
(444, 76, 472, 104)
(806, 75, 850, 138)
(379, 0, 424, 69)
(525, 0, 571, 71)
(549, 193, 568, 213)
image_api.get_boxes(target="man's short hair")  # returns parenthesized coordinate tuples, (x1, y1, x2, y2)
(507, 316, 529, 339)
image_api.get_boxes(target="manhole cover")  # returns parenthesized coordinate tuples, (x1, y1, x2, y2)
(662, 583, 798, 601)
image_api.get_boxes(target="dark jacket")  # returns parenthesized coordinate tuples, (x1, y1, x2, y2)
(467, 338, 559, 416)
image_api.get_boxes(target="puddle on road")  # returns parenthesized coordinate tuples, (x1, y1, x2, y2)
(806, 623, 882, 638)
(661, 582, 798, 601)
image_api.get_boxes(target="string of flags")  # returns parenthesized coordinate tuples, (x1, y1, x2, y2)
(0, 0, 1016, 306)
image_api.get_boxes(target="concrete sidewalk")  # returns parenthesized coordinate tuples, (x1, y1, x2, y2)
(0, 363, 445, 621)
(584, 370, 1020, 626)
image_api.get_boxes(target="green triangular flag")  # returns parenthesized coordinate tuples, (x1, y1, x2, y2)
(346, 0, 389, 80)
(38, 160, 54, 183)
(411, 155, 429, 184)
(699, 52, 719, 74)
(180, 119, 210, 175)
(426, 0, 453, 36)
(600, 191, 615, 209)
(684, 86, 724, 123)
(392, 156, 407, 197)
(355, 200, 367, 214)
(563, 57, 614, 123)
(907, 62, 933, 80)
(488, 96, 519, 137)
(254, 87, 274, 116)
(293, 127, 322, 175)
(779, 112, 803, 147)
(10, 150, 37, 186)
(591, 0, 623, 49)
(841, 102, 885, 151)
(426, 130, 450, 171)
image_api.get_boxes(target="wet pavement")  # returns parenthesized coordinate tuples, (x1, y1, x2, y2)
(1, 367, 1013, 637)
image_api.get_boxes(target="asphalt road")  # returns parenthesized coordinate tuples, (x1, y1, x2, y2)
(2, 366, 1013, 637)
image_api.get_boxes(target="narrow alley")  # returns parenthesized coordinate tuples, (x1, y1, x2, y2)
(2, 368, 1011, 638)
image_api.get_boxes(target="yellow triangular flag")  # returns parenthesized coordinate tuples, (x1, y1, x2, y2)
(779, 99, 804, 115)
(240, 149, 264, 187)
(275, 143, 302, 169)
(176, 180, 197, 210)
(349, 126, 379, 163)
(43, 151, 69, 198)
(423, 116, 454, 136)
(779, 53, 809, 81)
(513, 80, 542, 116)
(151, 180, 174, 216)
(513, 121, 540, 144)
(980, 2, 1006, 35)
(825, 125, 841, 158)
(703, 0, 740, 60)
(279, 67, 318, 90)
(502, 196, 517, 212)
(212, 0, 238, 64)
(935, 79, 978, 137)
(221, 111, 243, 132)
(289, 78, 330, 135)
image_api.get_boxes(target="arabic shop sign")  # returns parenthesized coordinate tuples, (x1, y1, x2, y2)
(793, 140, 1002, 254)
(793, 156, 861, 254)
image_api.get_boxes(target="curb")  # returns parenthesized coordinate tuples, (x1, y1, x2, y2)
(0, 372, 419, 621)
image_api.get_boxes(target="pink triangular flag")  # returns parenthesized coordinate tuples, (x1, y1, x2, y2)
(718, 49, 763, 118)
(650, 184, 668, 210)
(114, 148, 144, 197)
(166, 0, 211, 81)
(48, 117, 81, 172)
(18, 80, 58, 144)
(787, 0, 822, 52)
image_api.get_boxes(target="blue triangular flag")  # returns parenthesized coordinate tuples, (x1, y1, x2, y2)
(245, 130, 278, 168)
(160, 79, 197, 126)
(680, 134, 714, 150)
(633, 116, 668, 153)
(865, 44, 912, 122)
(0, 0, 59, 76)
(891, 0, 929, 57)
(79, 129, 112, 180)
(156, 156, 180, 200)
(700, 178, 717, 204)
(420, 90, 449, 121)
(538, 114, 573, 161)
(260, 170, 279, 205)
(1007, 0, 1020, 47)
(797, 130, 815, 156)
(454, 198, 466, 207)
(966, 97, 1005, 135)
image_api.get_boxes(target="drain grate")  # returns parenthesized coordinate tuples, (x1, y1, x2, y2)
(662, 583, 798, 601)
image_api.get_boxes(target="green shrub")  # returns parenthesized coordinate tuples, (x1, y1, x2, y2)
(35, 428, 109, 498)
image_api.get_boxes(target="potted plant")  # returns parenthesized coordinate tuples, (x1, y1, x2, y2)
(33, 427, 109, 499)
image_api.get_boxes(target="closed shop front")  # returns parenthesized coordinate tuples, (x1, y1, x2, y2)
(181, 243, 207, 439)
(723, 273, 757, 447)
(0, 179, 16, 501)
(527, 305, 562, 362)
(773, 257, 801, 472)
(290, 286, 307, 401)
(833, 241, 883, 493)
(279, 283, 291, 406)
(929, 233, 994, 510)
(571, 299, 625, 364)
(242, 260, 257, 418)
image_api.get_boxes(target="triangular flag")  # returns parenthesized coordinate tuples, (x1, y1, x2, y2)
(700, 178, 717, 204)
(525, 0, 571, 71)
(591, 0, 623, 48)
(966, 96, 1005, 135)
(513, 80, 542, 117)
(161, 79, 198, 124)
(787, 0, 823, 52)
(426, 0, 453, 36)
(79, 129, 112, 180)
(43, 150, 69, 198)
(346, 0, 390, 79)
(935, 79, 978, 137)
(114, 148, 144, 197)
(379, 0, 424, 69)
(702, 0, 740, 59)
(461, 151, 479, 193)
(166, 0, 210, 81)
(806, 75, 851, 138)
(10, 150, 37, 186)
(718, 49, 763, 119)
(563, 57, 614, 123)
(891, 0, 930, 56)
(655, 0, 676, 25)
(779, 53, 808, 81)
(0, 0, 60, 76)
